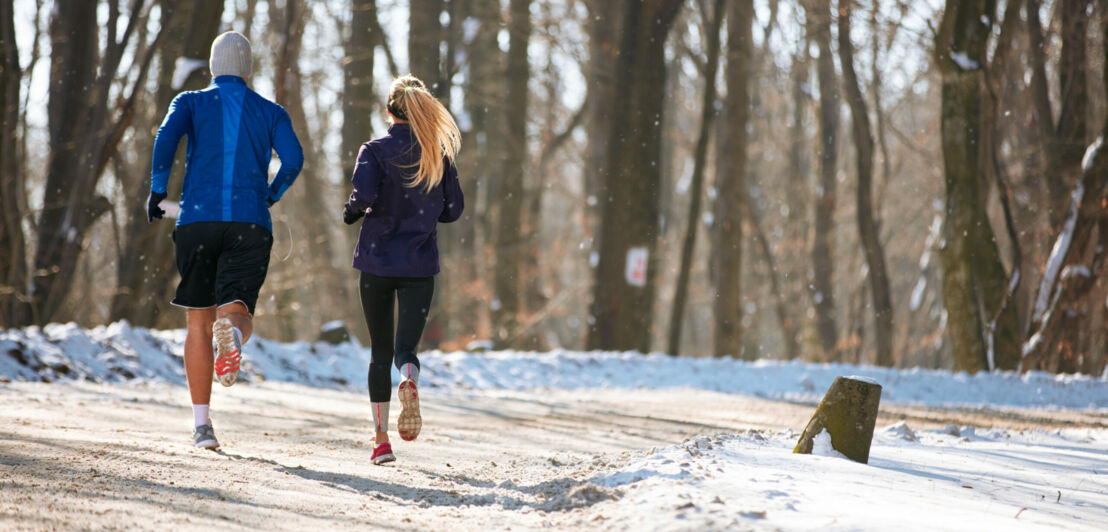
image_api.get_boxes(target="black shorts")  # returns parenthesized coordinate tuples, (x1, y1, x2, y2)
(172, 222, 273, 315)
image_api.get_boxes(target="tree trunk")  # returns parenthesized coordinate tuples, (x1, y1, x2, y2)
(583, 0, 621, 260)
(1055, 0, 1092, 230)
(804, 0, 839, 360)
(936, 0, 1011, 374)
(272, 0, 345, 339)
(1049, 0, 1093, 373)
(409, 0, 444, 96)
(667, 0, 725, 357)
(838, 0, 894, 367)
(587, 0, 682, 352)
(980, 0, 1025, 371)
(342, 0, 379, 192)
(491, 0, 531, 348)
(451, 0, 504, 346)
(1024, 12, 1108, 373)
(337, 0, 381, 343)
(708, 0, 752, 358)
(31, 0, 102, 324)
(784, 36, 811, 360)
(793, 376, 882, 464)
(112, 0, 221, 327)
(1028, 0, 1092, 232)
(0, 0, 26, 327)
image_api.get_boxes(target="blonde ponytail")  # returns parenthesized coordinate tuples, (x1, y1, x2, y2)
(386, 75, 461, 191)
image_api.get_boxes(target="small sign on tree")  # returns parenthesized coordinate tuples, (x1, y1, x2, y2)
(625, 247, 648, 287)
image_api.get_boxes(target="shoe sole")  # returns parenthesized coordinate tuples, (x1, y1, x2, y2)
(373, 452, 396, 465)
(213, 319, 240, 387)
(397, 379, 421, 441)
(195, 439, 220, 450)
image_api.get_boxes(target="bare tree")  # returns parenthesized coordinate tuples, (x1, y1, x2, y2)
(1023, 4, 1108, 374)
(838, 0, 894, 366)
(342, 0, 380, 191)
(980, 0, 1025, 371)
(667, 0, 725, 357)
(803, 0, 839, 359)
(409, 0, 444, 95)
(711, 0, 753, 359)
(935, 0, 1014, 373)
(492, 0, 532, 347)
(784, 26, 811, 360)
(0, 0, 25, 327)
(587, 0, 683, 352)
(1028, 0, 1091, 230)
(32, 0, 174, 325)
(583, 0, 621, 245)
(271, 0, 346, 339)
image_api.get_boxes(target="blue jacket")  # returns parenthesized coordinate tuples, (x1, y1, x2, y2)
(151, 76, 303, 231)
(346, 123, 464, 277)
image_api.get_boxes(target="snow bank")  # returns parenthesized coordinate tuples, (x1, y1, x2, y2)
(3, 321, 1108, 412)
(587, 425, 1108, 531)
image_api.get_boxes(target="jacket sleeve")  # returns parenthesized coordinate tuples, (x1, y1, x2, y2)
(438, 161, 463, 223)
(346, 144, 382, 214)
(267, 107, 304, 204)
(150, 93, 191, 194)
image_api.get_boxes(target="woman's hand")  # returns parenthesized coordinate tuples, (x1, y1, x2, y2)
(343, 205, 365, 225)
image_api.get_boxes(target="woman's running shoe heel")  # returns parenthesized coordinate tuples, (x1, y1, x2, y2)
(397, 379, 422, 441)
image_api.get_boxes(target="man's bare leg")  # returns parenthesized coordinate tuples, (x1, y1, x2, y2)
(185, 307, 217, 405)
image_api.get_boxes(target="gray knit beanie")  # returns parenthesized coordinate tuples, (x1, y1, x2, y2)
(209, 31, 252, 79)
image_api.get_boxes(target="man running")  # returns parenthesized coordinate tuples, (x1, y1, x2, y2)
(146, 31, 303, 450)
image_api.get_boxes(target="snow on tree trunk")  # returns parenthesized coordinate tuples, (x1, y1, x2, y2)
(793, 376, 882, 464)
(1024, 137, 1108, 371)
(935, 0, 1019, 374)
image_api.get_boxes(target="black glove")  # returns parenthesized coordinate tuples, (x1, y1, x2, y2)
(343, 205, 365, 225)
(146, 191, 167, 223)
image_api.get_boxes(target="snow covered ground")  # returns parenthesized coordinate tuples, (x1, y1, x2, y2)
(3, 321, 1108, 530)
(2, 321, 1107, 411)
(592, 426, 1107, 530)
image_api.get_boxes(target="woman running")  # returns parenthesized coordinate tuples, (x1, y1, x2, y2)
(343, 74, 463, 465)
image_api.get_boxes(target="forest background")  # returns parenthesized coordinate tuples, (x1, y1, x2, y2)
(2, 0, 1106, 377)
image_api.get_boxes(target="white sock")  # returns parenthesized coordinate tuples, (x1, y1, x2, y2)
(371, 402, 390, 433)
(398, 363, 419, 384)
(193, 404, 210, 427)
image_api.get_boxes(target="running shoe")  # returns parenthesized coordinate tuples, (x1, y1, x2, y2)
(212, 318, 242, 387)
(397, 378, 422, 441)
(371, 442, 396, 465)
(193, 424, 220, 449)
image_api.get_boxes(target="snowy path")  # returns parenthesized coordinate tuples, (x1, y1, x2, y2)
(2, 381, 1106, 531)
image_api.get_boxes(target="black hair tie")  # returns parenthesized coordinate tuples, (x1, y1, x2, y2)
(388, 102, 408, 120)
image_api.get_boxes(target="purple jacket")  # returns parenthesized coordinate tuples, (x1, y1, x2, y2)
(345, 123, 464, 277)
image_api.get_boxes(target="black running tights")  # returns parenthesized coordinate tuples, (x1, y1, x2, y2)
(360, 272, 434, 403)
